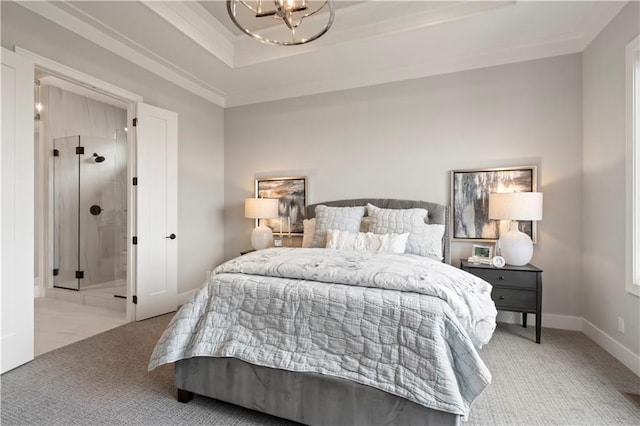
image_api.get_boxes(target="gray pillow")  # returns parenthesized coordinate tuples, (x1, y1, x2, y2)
(311, 205, 366, 248)
(367, 203, 443, 259)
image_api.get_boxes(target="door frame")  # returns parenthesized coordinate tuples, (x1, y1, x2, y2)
(16, 47, 143, 322)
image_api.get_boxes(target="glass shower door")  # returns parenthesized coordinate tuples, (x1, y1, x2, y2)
(53, 132, 128, 296)
(53, 135, 81, 290)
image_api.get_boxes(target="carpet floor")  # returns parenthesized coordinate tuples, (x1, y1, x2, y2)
(1, 314, 639, 425)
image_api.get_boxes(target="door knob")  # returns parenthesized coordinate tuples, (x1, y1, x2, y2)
(166, 233, 176, 240)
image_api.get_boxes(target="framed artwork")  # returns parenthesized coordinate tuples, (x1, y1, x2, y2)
(255, 176, 307, 235)
(451, 165, 537, 242)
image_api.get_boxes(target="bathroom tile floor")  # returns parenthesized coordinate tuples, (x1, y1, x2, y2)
(35, 297, 128, 356)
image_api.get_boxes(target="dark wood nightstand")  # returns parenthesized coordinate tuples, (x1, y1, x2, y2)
(460, 260, 543, 343)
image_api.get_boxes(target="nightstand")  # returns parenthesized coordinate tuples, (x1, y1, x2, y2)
(460, 260, 543, 343)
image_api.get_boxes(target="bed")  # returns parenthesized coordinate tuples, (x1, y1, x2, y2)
(148, 199, 497, 425)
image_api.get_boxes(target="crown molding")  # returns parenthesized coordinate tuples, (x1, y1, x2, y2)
(578, 1, 628, 50)
(232, 1, 515, 67)
(13, 1, 626, 109)
(142, 1, 235, 67)
(15, 0, 227, 107)
(226, 34, 582, 107)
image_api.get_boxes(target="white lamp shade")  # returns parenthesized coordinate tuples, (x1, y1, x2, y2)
(489, 192, 543, 221)
(489, 192, 543, 266)
(245, 198, 279, 219)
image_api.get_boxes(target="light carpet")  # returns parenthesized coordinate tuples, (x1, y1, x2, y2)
(1, 313, 639, 425)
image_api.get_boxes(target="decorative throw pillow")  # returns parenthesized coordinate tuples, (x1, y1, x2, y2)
(359, 217, 371, 233)
(311, 205, 366, 248)
(326, 230, 409, 254)
(367, 203, 443, 259)
(302, 218, 316, 248)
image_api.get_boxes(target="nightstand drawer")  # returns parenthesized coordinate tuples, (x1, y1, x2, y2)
(469, 268, 537, 289)
(492, 287, 536, 310)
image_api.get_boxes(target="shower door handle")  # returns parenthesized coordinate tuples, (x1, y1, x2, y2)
(166, 233, 176, 240)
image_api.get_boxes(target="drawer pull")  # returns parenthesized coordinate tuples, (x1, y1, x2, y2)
(499, 276, 505, 280)
(499, 295, 505, 300)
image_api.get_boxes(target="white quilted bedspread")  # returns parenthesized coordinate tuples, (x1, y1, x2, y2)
(148, 248, 497, 417)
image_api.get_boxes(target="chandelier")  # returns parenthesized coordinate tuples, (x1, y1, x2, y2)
(227, 0, 335, 46)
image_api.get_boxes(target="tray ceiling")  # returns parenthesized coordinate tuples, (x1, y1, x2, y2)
(14, 1, 627, 107)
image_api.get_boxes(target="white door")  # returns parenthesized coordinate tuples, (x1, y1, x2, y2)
(1, 48, 34, 373)
(134, 103, 178, 320)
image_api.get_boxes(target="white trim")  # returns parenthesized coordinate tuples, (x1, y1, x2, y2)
(15, 47, 142, 322)
(177, 289, 198, 307)
(580, 1, 628, 50)
(232, 1, 515, 68)
(626, 34, 640, 297)
(14, 1, 226, 107)
(142, 1, 235, 68)
(543, 313, 584, 331)
(582, 319, 640, 377)
(497, 312, 582, 331)
(498, 314, 639, 377)
(227, 37, 581, 107)
(16, 47, 143, 103)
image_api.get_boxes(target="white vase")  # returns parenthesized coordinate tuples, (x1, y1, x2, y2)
(251, 225, 274, 250)
(499, 221, 533, 266)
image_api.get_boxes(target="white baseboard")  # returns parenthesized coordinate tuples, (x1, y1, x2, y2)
(497, 312, 638, 376)
(543, 313, 583, 331)
(177, 289, 198, 307)
(582, 319, 640, 377)
(496, 312, 582, 331)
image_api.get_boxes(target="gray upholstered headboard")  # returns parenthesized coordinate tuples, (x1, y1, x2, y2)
(306, 199, 451, 264)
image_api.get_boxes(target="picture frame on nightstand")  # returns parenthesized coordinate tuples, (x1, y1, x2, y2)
(469, 244, 493, 264)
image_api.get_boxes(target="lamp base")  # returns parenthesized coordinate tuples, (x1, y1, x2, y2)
(251, 225, 274, 250)
(499, 221, 533, 266)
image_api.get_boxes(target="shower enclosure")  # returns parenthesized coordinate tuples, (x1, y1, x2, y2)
(52, 131, 127, 297)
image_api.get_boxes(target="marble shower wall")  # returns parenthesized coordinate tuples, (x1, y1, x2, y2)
(44, 85, 127, 289)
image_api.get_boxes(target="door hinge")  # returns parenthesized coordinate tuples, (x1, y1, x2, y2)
(53, 149, 59, 157)
(133, 177, 138, 186)
(132, 295, 138, 304)
(133, 118, 137, 127)
(75, 270, 84, 279)
(132, 236, 138, 245)
(53, 268, 59, 276)
(76, 146, 85, 155)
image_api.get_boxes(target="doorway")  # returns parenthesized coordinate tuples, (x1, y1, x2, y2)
(34, 73, 130, 354)
(2, 46, 179, 372)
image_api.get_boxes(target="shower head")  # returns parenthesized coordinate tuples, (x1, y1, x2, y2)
(92, 153, 105, 163)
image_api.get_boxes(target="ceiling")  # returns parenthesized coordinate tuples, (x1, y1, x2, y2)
(16, 1, 627, 107)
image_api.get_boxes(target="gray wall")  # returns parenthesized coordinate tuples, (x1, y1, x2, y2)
(225, 54, 584, 319)
(582, 2, 640, 356)
(2, 2, 226, 295)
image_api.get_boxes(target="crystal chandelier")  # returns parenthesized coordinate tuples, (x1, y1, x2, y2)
(227, 0, 335, 46)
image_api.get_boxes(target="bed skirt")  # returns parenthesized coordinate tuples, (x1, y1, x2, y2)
(175, 357, 460, 426)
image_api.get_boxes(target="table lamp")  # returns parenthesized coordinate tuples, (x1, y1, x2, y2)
(489, 192, 543, 266)
(245, 198, 279, 250)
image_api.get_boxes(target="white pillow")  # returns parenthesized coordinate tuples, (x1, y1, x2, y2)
(311, 205, 366, 248)
(326, 230, 409, 254)
(422, 224, 446, 261)
(302, 218, 316, 248)
(366, 203, 444, 260)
